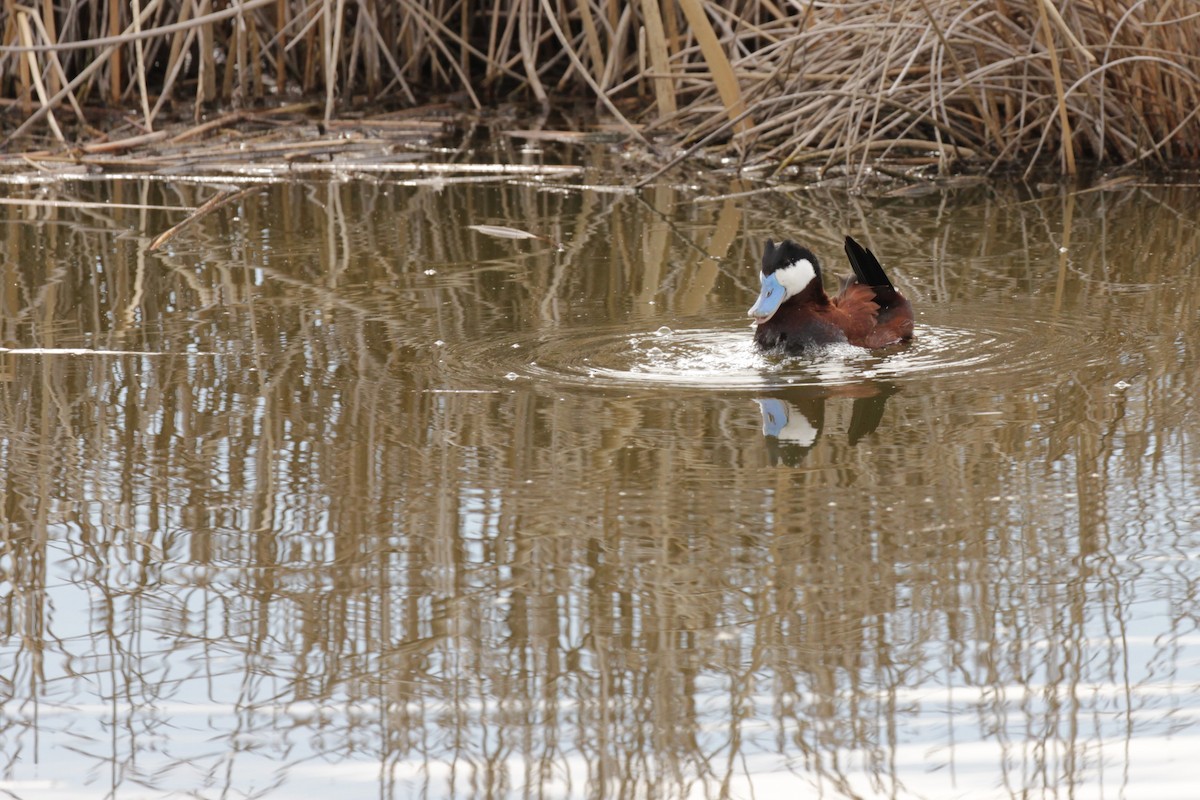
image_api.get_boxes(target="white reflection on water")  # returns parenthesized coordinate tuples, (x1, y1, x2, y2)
(6, 605, 1199, 799)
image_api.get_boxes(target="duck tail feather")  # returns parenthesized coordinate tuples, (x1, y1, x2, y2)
(845, 235, 902, 309)
(844, 236, 892, 288)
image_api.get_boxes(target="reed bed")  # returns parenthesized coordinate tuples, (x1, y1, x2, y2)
(1, 0, 1198, 178)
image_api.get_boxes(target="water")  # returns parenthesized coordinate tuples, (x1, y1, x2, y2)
(0, 167, 1198, 799)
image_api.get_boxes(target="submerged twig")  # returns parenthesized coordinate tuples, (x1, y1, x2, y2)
(146, 186, 263, 253)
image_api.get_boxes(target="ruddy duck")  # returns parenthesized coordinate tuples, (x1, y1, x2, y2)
(749, 236, 914, 351)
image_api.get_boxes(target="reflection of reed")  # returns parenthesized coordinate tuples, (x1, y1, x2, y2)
(0, 177, 1198, 796)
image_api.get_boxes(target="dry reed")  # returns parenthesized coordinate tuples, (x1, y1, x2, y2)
(1, 0, 1198, 178)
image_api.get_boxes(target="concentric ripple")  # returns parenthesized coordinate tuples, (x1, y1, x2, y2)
(444, 308, 1124, 392)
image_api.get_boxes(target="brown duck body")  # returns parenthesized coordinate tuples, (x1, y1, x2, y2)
(750, 237, 914, 353)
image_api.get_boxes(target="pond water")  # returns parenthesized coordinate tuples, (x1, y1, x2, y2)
(0, 160, 1198, 799)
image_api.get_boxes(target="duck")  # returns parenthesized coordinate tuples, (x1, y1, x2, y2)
(749, 236, 914, 352)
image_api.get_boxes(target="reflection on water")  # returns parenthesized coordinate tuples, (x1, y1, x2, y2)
(0, 169, 1199, 798)
(757, 382, 899, 467)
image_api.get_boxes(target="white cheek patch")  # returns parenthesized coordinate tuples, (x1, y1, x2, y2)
(772, 258, 817, 298)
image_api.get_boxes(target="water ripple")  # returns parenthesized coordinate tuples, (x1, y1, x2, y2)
(446, 308, 1119, 391)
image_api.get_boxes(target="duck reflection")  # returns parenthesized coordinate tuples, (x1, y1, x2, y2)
(757, 382, 899, 466)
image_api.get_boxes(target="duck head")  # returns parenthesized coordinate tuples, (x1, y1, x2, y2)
(748, 239, 823, 324)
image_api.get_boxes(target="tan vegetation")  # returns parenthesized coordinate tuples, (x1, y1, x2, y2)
(1, 0, 1198, 177)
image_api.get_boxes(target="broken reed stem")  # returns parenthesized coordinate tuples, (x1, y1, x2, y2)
(23, 7, 86, 123)
(1036, 0, 1076, 175)
(324, 0, 347, 121)
(0, 0, 1197, 178)
(38, 0, 58, 97)
(637, 0, 676, 117)
(15, 10, 65, 144)
(676, 0, 752, 135)
(131, 0, 153, 129)
(107, 0, 121, 103)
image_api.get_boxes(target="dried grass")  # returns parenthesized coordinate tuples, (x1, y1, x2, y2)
(1, 0, 1198, 178)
